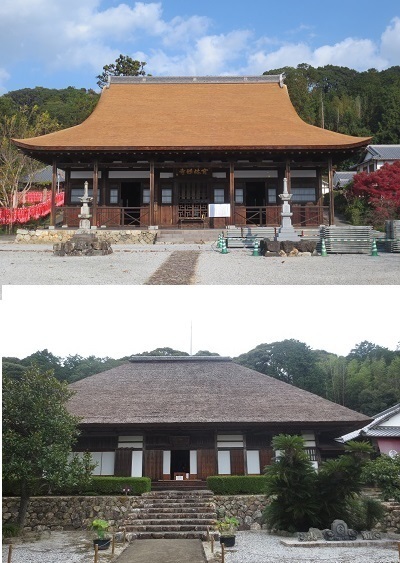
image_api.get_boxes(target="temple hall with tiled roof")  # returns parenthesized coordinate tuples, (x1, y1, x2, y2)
(13, 76, 371, 229)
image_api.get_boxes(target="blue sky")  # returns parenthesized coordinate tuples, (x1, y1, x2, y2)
(0, 0, 399, 94)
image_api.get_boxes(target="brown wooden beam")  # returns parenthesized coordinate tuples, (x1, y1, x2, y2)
(328, 158, 334, 225)
(50, 159, 57, 227)
(229, 162, 235, 225)
(92, 160, 99, 226)
(150, 160, 155, 225)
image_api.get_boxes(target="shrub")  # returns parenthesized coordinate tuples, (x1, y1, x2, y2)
(261, 436, 373, 533)
(89, 477, 151, 495)
(344, 495, 385, 531)
(262, 435, 320, 532)
(2, 523, 20, 538)
(206, 475, 266, 495)
(361, 455, 400, 502)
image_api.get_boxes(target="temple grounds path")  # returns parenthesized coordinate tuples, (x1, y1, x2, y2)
(2, 530, 398, 563)
(0, 242, 399, 287)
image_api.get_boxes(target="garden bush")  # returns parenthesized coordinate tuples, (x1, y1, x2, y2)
(89, 477, 151, 495)
(206, 475, 266, 495)
(344, 495, 385, 531)
(361, 454, 400, 502)
(2, 523, 20, 538)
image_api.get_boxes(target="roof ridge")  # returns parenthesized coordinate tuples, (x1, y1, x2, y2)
(129, 356, 231, 363)
(108, 75, 285, 87)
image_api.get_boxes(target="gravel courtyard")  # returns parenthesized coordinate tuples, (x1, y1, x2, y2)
(1, 242, 399, 286)
(3, 530, 399, 563)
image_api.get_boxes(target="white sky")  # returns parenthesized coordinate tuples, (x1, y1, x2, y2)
(1, 285, 398, 360)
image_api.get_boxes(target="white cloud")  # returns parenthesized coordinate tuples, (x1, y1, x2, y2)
(245, 43, 313, 74)
(380, 16, 400, 66)
(0, 0, 398, 89)
(311, 38, 387, 70)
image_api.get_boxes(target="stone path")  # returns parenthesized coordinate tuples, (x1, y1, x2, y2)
(144, 250, 200, 285)
(114, 539, 207, 563)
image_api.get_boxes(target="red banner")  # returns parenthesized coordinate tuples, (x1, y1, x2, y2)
(0, 193, 65, 225)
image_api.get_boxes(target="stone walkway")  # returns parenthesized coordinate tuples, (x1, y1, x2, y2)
(114, 539, 207, 563)
(145, 250, 200, 285)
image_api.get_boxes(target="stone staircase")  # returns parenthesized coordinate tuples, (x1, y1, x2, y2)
(121, 490, 217, 540)
(156, 229, 220, 244)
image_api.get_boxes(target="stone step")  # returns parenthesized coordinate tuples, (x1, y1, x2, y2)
(141, 501, 214, 508)
(144, 490, 212, 498)
(126, 524, 211, 532)
(142, 508, 214, 515)
(130, 511, 216, 519)
(131, 519, 215, 526)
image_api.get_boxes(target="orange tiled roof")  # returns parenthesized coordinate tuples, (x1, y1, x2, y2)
(14, 76, 371, 152)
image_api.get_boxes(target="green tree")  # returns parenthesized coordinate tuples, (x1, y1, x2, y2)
(316, 440, 373, 526)
(0, 106, 59, 231)
(361, 454, 400, 501)
(96, 55, 147, 89)
(235, 339, 327, 395)
(2, 367, 81, 528)
(136, 347, 190, 357)
(263, 436, 373, 532)
(62, 354, 124, 382)
(20, 349, 64, 380)
(263, 434, 320, 532)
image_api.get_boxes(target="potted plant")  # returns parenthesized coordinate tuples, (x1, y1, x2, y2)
(91, 519, 111, 550)
(215, 516, 239, 547)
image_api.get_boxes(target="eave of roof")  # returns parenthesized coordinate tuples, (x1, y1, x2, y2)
(13, 77, 371, 154)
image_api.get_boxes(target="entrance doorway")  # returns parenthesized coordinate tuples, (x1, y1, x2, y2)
(121, 181, 141, 225)
(245, 182, 266, 225)
(170, 450, 190, 479)
(245, 182, 265, 206)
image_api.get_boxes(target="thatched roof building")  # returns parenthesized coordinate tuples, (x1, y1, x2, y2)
(68, 357, 370, 483)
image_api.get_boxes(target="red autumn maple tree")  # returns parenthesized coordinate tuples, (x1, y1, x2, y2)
(352, 161, 400, 224)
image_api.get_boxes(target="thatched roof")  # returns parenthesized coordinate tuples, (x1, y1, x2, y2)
(67, 357, 370, 430)
(14, 76, 370, 154)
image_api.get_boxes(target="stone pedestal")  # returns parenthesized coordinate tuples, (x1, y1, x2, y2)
(275, 178, 300, 242)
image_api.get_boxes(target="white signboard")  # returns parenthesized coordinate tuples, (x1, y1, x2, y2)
(208, 203, 231, 217)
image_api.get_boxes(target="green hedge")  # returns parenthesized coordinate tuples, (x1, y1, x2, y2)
(207, 475, 266, 495)
(2, 477, 151, 497)
(86, 477, 151, 495)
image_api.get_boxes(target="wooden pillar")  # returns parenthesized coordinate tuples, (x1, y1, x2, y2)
(229, 162, 235, 225)
(50, 159, 57, 227)
(92, 160, 98, 227)
(328, 157, 334, 225)
(150, 160, 155, 225)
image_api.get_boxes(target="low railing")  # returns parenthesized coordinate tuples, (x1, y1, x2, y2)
(58, 206, 149, 228)
(236, 205, 329, 227)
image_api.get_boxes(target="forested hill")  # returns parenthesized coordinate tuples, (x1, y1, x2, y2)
(0, 86, 99, 128)
(0, 65, 399, 144)
(3, 340, 400, 417)
(264, 64, 400, 143)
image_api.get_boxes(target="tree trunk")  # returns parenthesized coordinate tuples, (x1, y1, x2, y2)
(17, 480, 30, 529)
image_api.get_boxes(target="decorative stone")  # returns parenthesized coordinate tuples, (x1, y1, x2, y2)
(322, 520, 357, 541)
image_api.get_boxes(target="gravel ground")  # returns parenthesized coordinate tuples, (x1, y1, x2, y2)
(0, 242, 399, 286)
(3, 531, 399, 563)
(207, 531, 400, 563)
(2, 531, 126, 563)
